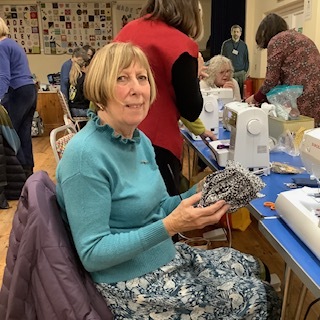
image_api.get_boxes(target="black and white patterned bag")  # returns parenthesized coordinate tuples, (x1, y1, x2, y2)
(31, 111, 44, 137)
(199, 160, 266, 212)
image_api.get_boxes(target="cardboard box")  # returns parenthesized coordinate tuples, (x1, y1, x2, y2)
(268, 115, 314, 140)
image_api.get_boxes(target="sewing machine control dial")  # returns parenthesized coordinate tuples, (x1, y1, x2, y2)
(204, 101, 214, 113)
(247, 119, 261, 135)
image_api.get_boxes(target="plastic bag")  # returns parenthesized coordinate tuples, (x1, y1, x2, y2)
(272, 129, 302, 156)
(266, 85, 303, 120)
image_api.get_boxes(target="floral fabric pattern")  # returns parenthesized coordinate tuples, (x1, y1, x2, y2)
(258, 29, 320, 126)
(96, 243, 281, 319)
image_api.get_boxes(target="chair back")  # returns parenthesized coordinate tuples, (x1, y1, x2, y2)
(57, 90, 89, 131)
(57, 90, 73, 124)
(50, 123, 77, 163)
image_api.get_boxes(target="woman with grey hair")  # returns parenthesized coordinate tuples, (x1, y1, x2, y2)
(201, 54, 242, 101)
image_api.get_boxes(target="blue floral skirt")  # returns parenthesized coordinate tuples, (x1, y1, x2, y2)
(95, 243, 281, 319)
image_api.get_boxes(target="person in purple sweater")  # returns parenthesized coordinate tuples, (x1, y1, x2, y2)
(0, 17, 37, 178)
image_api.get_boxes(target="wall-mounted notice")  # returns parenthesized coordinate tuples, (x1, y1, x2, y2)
(0, 4, 41, 54)
(40, 2, 113, 54)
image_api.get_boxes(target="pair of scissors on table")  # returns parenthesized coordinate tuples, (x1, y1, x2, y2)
(263, 202, 276, 210)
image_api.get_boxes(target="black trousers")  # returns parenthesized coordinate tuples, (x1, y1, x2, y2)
(2, 84, 37, 168)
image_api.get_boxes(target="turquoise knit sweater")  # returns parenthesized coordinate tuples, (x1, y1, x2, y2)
(56, 112, 196, 284)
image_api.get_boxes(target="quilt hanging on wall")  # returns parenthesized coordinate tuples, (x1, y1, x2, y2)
(40, 2, 113, 55)
(0, 4, 41, 54)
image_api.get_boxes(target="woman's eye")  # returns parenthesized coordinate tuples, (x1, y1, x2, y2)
(117, 76, 127, 82)
(138, 75, 148, 81)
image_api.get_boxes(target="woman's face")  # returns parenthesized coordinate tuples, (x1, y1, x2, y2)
(215, 63, 232, 87)
(100, 61, 151, 138)
(87, 49, 94, 59)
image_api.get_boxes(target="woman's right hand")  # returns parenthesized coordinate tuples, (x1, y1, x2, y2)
(198, 52, 208, 80)
(163, 193, 230, 236)
(223, 81, 234, 90)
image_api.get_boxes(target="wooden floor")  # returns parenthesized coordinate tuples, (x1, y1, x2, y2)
(0, 136, 319, 319)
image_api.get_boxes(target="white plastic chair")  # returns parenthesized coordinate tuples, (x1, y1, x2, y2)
(50, 123, 77, 163)
(57, 90, 89, 131)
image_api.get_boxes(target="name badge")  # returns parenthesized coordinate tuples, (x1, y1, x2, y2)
(232, 49, 238, 55)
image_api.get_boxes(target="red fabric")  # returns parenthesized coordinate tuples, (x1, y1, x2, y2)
(115, 17, 198, 160)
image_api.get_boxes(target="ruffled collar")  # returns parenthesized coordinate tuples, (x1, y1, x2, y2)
(88, 110, 141, 145)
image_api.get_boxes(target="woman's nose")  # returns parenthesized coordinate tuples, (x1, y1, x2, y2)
(129, 79, 141, 94)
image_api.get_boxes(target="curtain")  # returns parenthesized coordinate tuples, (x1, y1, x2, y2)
(209, 0, 246, 57)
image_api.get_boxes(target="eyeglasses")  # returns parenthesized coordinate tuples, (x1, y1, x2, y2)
(219, 69, 232, 75)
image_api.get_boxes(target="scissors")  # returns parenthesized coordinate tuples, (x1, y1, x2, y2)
(217, 144, 230, 150)
(263, 202, 276, 210)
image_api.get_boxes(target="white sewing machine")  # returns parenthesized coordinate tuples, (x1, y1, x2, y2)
(190, 88, 233, 140)
(209, 102, 270, 174)
(275, 128, 320, 260)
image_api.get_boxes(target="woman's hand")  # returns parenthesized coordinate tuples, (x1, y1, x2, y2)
(223, 81, 235, 90)
(200, 130, 217, 141)
(198, 52, 209, 80)
(163, 193, 230, 236)
(245, 94, 256, 105)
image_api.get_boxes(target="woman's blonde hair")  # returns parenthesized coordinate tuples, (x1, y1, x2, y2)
(141, 0, 204, 41)
(69, 60, 84, 87)
(205, 55, 234, 88)
(84, 42, 156, 111)
(0, 18, 9, 37)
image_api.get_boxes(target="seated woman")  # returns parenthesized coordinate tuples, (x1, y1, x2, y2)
(56, 42, 280, 319)
(68, 59, 90, 118)
(201, 54, 242, 102)
(181, 54, 241, 143)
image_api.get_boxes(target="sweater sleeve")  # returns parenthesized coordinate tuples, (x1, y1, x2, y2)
(180, 117, 205, 135)
(60, 60, 71, 98)
(171, 52, 203, 122)
(0, 47, 11, 100)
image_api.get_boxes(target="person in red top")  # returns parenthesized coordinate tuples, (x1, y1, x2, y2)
(246, 13, 320, 126)
(115, 0, 205, 195)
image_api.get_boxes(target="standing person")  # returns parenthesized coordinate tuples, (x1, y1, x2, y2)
(0, 17, 37, 178)
(60, 47, 88, 98)
(246, 13, 320, 127)
(221, 24, 249, 98)
(114, 0, 205, 196)
(56, 41, 281, 319)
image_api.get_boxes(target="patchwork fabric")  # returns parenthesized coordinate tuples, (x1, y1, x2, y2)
(199, 160, 266, 212)
(56, 133, 75, 160)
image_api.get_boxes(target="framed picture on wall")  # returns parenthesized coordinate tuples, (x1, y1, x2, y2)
(0, 4, 41, 54)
